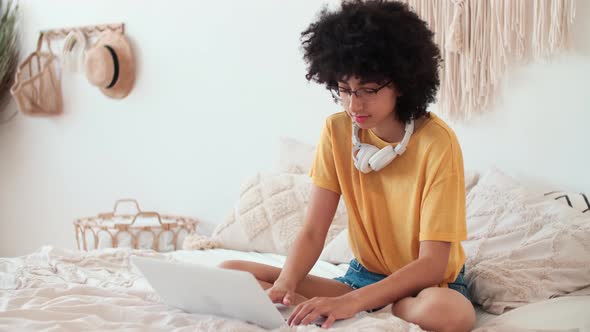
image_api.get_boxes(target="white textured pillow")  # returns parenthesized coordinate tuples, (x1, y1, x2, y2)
(278, 137, 316, 174)
(465, 169, 480, 195)
(319, 229, 354, 264)
(463, 168, 590, 314)
(478, 296, 590, 332)
(211, 172, 348, 255)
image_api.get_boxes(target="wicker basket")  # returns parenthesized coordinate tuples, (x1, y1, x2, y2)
(10, 33, 63, 116)
(73, 199, 199, 252)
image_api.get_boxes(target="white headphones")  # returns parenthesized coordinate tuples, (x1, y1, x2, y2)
(352, 119, 415, 173)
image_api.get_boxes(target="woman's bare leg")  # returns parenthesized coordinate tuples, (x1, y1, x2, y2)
(392, 287, 476, 332)
(218, 260, 353, 304)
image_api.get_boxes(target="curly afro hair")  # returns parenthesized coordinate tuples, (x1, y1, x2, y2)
(300, 0, 442, 123)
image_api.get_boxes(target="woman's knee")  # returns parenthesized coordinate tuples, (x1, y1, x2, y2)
(391, 296, 419, 321)
(393, 288, 475, 332)
(419, 288, 475, 332)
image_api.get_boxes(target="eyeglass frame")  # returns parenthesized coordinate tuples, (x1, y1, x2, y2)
(330, 80, 393, 104)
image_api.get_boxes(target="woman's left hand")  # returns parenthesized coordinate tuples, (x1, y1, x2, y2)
(287, 295, 358, 328)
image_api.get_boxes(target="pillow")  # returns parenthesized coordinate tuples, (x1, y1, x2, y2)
(319, 229, 354, 264)
(544, 191, 589, 213)
(463, 168, 590, 315)
(465, 169, 480, 195)
(211, 172, 348, 255)
(277, 137, 316, 174)
(478, 296, 590, 332)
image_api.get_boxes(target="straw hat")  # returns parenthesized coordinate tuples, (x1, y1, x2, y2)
(84, 31, 135, 99)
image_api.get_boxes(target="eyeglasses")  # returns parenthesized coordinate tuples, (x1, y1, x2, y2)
(330, 80, 392, 105)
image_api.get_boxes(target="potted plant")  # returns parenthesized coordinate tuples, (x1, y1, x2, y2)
(0, 0, 19, 116)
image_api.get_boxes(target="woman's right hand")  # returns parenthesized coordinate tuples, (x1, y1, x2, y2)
(267, 280, 296, 305)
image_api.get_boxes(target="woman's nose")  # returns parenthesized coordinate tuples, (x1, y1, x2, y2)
(347, 93, 363, 110)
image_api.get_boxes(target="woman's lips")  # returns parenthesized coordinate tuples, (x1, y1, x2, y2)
(354, 115, 369, 123)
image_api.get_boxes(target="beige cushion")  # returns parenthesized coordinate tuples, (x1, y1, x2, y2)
(319, 229, 354, 264)
(211, 172, 348, 255)
(463, 168, 590, 315)
(465, 169, 480, 195)
(277, 137, 316, 174)
(477, 296, 590, 332)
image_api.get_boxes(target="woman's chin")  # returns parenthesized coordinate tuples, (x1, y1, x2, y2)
(354, 120, 373, 129)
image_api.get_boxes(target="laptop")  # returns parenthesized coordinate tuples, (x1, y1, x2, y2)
(130, 255, 332, 329)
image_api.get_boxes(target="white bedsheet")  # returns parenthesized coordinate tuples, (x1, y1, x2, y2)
(0, 246, 425, 331)
(1, 246, 584, 331)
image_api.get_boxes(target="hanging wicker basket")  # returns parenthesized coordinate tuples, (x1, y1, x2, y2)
(73, 199, 199, 252)
(10, 33, 63, 116)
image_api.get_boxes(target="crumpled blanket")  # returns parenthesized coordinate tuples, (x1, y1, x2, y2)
(0, 246, 558, 332)
(0, 246, 428, 331)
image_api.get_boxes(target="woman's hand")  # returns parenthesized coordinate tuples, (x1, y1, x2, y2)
(287, 295, 358, 328)
(266, 280, 296, 305)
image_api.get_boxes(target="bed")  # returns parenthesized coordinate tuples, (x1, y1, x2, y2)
(1, 245, 588, 332)
(0, 246, 436, 331)
(2, 139, 590, 331)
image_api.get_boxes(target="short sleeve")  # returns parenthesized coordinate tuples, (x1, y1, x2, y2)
(309, 118, 341, 194)
(419, 143, 467, 242)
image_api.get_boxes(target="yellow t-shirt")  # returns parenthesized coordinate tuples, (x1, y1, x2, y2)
(309, 111, 467, 285)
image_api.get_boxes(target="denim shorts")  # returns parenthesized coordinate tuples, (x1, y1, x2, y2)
(334, 259, 471, 311)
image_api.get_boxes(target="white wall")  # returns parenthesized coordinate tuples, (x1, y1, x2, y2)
(1, 0, 588, 257)
(445, 53, 590, 193)
(447, 0, 590, 192)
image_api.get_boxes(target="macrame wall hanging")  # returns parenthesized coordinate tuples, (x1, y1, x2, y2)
(398, 0, 577, 121)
